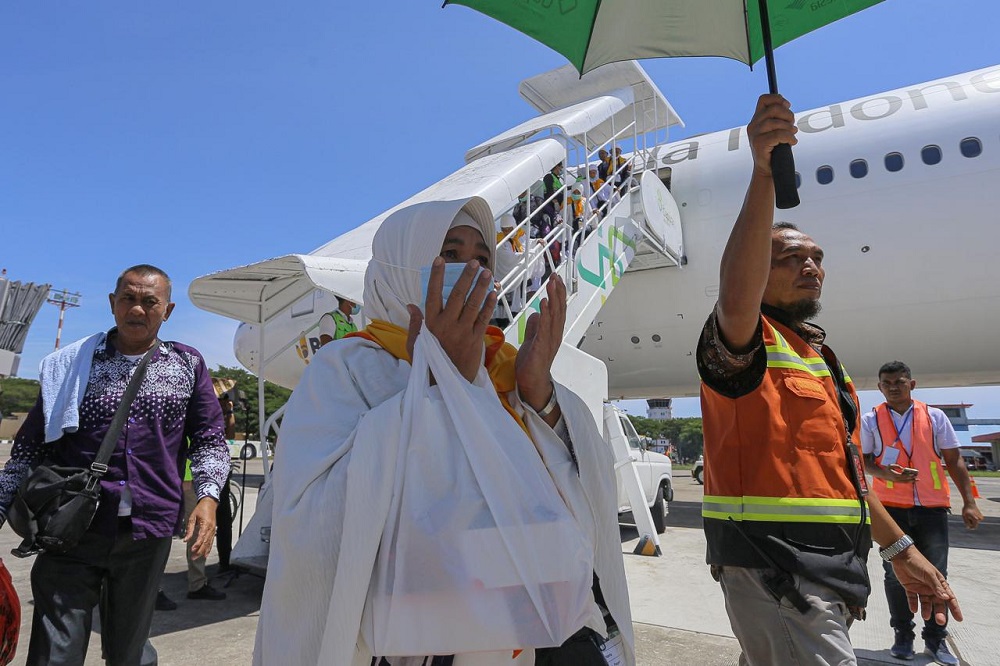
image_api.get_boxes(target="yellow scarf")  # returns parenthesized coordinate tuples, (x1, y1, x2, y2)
(496, 228, 525, 254)
(347, 319, 528, 434)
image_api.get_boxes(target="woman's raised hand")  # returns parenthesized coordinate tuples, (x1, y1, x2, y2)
(406, 257, 497, 383)
(514, 274, 567, 411)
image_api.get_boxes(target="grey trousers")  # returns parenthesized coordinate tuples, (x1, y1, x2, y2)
(718, 566, 857, 666)
(26, 519, 172, 666)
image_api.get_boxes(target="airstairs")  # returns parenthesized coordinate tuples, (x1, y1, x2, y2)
(499, 174, 684, 350)
(483, 62, 685, 350)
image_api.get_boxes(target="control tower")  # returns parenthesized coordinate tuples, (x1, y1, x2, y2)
(646, 398, 673, 420)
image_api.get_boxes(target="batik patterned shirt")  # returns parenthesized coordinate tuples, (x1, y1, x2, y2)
(0, 331, 231, 539)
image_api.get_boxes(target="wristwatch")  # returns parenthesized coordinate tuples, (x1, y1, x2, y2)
(879, 534, 915, 561)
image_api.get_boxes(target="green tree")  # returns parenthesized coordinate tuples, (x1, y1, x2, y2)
(212, 366, 292, 442)
(626, 414, 703, 461)
(626, 415, 662, 438)
(0, 377, 42, 416)
(675, 418, 704, 462)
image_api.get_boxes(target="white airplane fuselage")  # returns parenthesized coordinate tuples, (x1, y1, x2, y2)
(236, 65, 1000, 398)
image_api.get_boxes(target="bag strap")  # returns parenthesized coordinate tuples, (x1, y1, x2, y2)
(818, 346, 870, 553)
(90, 343, 157, 477)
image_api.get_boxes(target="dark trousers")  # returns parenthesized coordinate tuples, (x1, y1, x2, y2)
(882, 506, 950, 642)
(27, 519, 172, 666)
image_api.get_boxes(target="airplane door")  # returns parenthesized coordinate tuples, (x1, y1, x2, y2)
(638, 170, 683, 265)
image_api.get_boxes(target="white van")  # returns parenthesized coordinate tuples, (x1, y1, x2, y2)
(604, 404, 673, 534)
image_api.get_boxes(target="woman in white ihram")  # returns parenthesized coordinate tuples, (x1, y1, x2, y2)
(253, 196, 633, 666)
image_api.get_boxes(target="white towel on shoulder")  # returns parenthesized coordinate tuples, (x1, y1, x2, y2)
(39, 332, 104, 443)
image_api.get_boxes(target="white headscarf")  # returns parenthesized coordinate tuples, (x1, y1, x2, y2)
(363, 197, 495, 328)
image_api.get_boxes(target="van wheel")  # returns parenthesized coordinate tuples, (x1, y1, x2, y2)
(240, 443, 257, 460)
(651, 485, 666, 534)
(694, 468, 704, 485)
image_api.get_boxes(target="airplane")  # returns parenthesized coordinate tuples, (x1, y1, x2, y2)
(190, 60, 1000, 408)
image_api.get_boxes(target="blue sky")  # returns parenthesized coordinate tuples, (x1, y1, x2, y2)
(3, 1, 999, 442)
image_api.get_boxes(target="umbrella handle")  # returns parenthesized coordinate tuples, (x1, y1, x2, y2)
(771, 143, 799, 210)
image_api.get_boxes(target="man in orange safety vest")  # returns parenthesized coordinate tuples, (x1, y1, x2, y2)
(862, 360, 982, 664)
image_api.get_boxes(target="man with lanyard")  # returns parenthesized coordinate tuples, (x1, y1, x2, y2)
(697, 95, 962, 665)
(318, 297, 359, 346)
(861, 360, 982, 664)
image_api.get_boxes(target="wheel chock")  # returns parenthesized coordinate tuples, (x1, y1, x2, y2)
(633, 534, 662, 557)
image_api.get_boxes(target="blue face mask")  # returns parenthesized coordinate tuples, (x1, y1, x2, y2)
(351, 304, 361, 316)
(419, 262, 494, 309)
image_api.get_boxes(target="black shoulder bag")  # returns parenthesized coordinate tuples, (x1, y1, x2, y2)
(7, 345, 156, 557)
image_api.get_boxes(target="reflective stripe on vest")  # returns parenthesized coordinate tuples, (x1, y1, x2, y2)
(930, 461, 943, 490)
(765, 328, 829, 378)
(703, 494, 871, 525)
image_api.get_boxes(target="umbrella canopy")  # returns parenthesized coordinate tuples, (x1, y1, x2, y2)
(444, 0, 884, 76)
(444, 0, 886, 208)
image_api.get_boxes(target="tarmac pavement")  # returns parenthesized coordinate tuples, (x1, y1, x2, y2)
(1, 466, 998, 665)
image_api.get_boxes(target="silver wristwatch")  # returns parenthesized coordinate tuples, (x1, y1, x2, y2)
(879, 534, 915, 561)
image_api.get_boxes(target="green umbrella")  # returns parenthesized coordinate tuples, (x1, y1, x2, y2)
(443, 0, 886, 209)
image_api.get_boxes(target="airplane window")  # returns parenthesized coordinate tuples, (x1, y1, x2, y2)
(960, 137, 982, 158)
(816, 166, 834, 185)
(794, 172, 801, 189)
(849, 159, 868, 179)
(884, 152, 904, 172)
(921, 145, 942, 165)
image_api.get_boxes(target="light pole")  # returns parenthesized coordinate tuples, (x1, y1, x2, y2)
(46, 289, 82, 350)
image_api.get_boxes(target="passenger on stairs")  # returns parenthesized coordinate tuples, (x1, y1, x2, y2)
(613, 147, 631, 195)
(588, 165, 614, 218)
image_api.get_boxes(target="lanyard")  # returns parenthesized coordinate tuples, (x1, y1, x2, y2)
(887, 405, 913, 447)
(883, 405, 915, 467)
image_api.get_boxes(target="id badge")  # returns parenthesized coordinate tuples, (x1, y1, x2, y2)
(880, 447, 900, 467)
(594, 627, 626, 666)
(847, 440, 869, 495)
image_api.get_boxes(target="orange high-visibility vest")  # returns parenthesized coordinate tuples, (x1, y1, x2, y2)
(701, 315, 869, 567)
(871, 401, 950, 508)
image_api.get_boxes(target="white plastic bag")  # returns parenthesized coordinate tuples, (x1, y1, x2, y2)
(361, 326, 594, 656)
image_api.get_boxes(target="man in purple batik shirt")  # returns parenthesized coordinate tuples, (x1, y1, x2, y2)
(0, 264, 230, 666)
